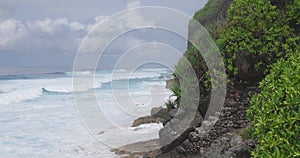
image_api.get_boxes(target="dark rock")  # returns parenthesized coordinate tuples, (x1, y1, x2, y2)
(131, 116, 158, 127)
(236, 120, 247, 125)
(244, 139, 256, 149)
(182, 140, 193, 150)
(159, 111, 203, 153)
(203, 134, 251, 158)
(169, 109, 178, 118)
(188, 132, 199, 142)
(175, 146, 186, 154)
(154, 85, 258, 157)
(227, 144, 251, 158)
(151, 107, 170, 121)
(230, 134, 243, 146)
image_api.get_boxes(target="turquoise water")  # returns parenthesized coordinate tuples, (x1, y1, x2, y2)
(0, 68, 171, 157)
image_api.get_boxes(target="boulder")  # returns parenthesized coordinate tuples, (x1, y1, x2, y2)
(169, 109, 178, 118)
(159, 111, 203, 153)
(203, 133, 252, 158)
(131, 116, 158, 127)
(151, 107, 170, 121)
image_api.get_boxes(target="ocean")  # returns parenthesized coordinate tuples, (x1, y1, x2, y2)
(0, 68, 172, 157)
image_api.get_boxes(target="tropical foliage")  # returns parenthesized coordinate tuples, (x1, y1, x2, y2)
(247, 51, 300, 157)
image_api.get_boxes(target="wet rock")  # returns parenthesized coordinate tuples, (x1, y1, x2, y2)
(132, 116, 158, 127)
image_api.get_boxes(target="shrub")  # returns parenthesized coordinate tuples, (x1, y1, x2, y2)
(247, 52, 300, 157)
(170, 82, 181, 106)
(165, 100, 176, 110)
(217, 0, 298, 84)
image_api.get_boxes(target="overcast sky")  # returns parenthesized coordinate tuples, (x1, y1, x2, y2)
(0, 0, 207, 72)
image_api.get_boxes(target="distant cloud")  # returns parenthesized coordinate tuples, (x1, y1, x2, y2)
(78, 1, 154, 56)
(126, 0, 142, 9)
(87, 16, 109, 32)
(0, 9, 151, 55)
(0, 19, 27, 49)
(0, 18, 87, 53)
(0, 0, 205, 68)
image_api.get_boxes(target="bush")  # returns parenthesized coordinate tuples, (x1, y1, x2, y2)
(247, 52, 300, 157)
(217, 0, 298, 84)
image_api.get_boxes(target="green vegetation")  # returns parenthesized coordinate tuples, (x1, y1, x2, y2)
(192, 0, 232, 39)
(170, 82, 181, 106)
(165, 100, 176, 110)
(247, 52, 300, 157)
(166, 0, 299, 156)
(164, 82, 181, 110)
(217, 0, 298, 84)
(166, 0, 232, 116)
(216, 0, 300, 157)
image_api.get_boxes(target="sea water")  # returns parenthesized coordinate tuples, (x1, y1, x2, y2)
(0, 68, 172, 157)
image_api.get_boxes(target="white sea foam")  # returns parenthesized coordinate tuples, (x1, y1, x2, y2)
(108, 72, 162, 80)
(0, 88, 43, 105)
(0, 70, 164, 105)
(141, 68, 170, 73)
(0, 69, 170, 157)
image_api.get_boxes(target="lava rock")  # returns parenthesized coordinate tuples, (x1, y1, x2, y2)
(169, 109, 178, 118)
(131, 116, 157, 127)
(182, 140, 193, 150)
(188, 132, 200, 142)
(151, 107, 170, 121)
(175, 146, 186, 154)
(159, 112, 203, 153)
(203, 134, 252, 158)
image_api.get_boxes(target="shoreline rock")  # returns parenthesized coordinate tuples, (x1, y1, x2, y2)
(114, 86, 258, 158)
(112, 139, 161, 158)
(156, 86, 258, 158)
(131, 116, 161, 127)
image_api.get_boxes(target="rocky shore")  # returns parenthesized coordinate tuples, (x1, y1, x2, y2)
(113, 85, 258, 158)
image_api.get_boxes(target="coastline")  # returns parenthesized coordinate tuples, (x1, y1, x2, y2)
(112, 139, 161, 158)
(113, 85, 257, 158)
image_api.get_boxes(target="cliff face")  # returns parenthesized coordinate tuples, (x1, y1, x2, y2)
(188, 0, 233, 41)
(157, 0, 235, 154)
(184, 0, 233, 117)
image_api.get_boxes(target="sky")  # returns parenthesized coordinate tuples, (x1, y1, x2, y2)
(0, 0, 208, 73)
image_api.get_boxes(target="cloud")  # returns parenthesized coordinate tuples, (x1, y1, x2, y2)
(79, 0, 153, 55)
(87, 15, 109, 32)
(0, 18, 87, 53)
(26, 18, 86, 35)
(126, 0, 142, 9)
(0, 0, 152, 57)
(0, 19, 27, 49)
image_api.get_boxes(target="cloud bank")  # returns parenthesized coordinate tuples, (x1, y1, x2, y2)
(0, 0, 148, 55)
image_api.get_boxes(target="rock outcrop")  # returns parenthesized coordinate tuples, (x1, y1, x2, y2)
(156, 86, 258, 158)
(132, 116, 160, 127)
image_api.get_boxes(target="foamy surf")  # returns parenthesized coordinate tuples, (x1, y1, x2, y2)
(0, 68, 171, 157)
